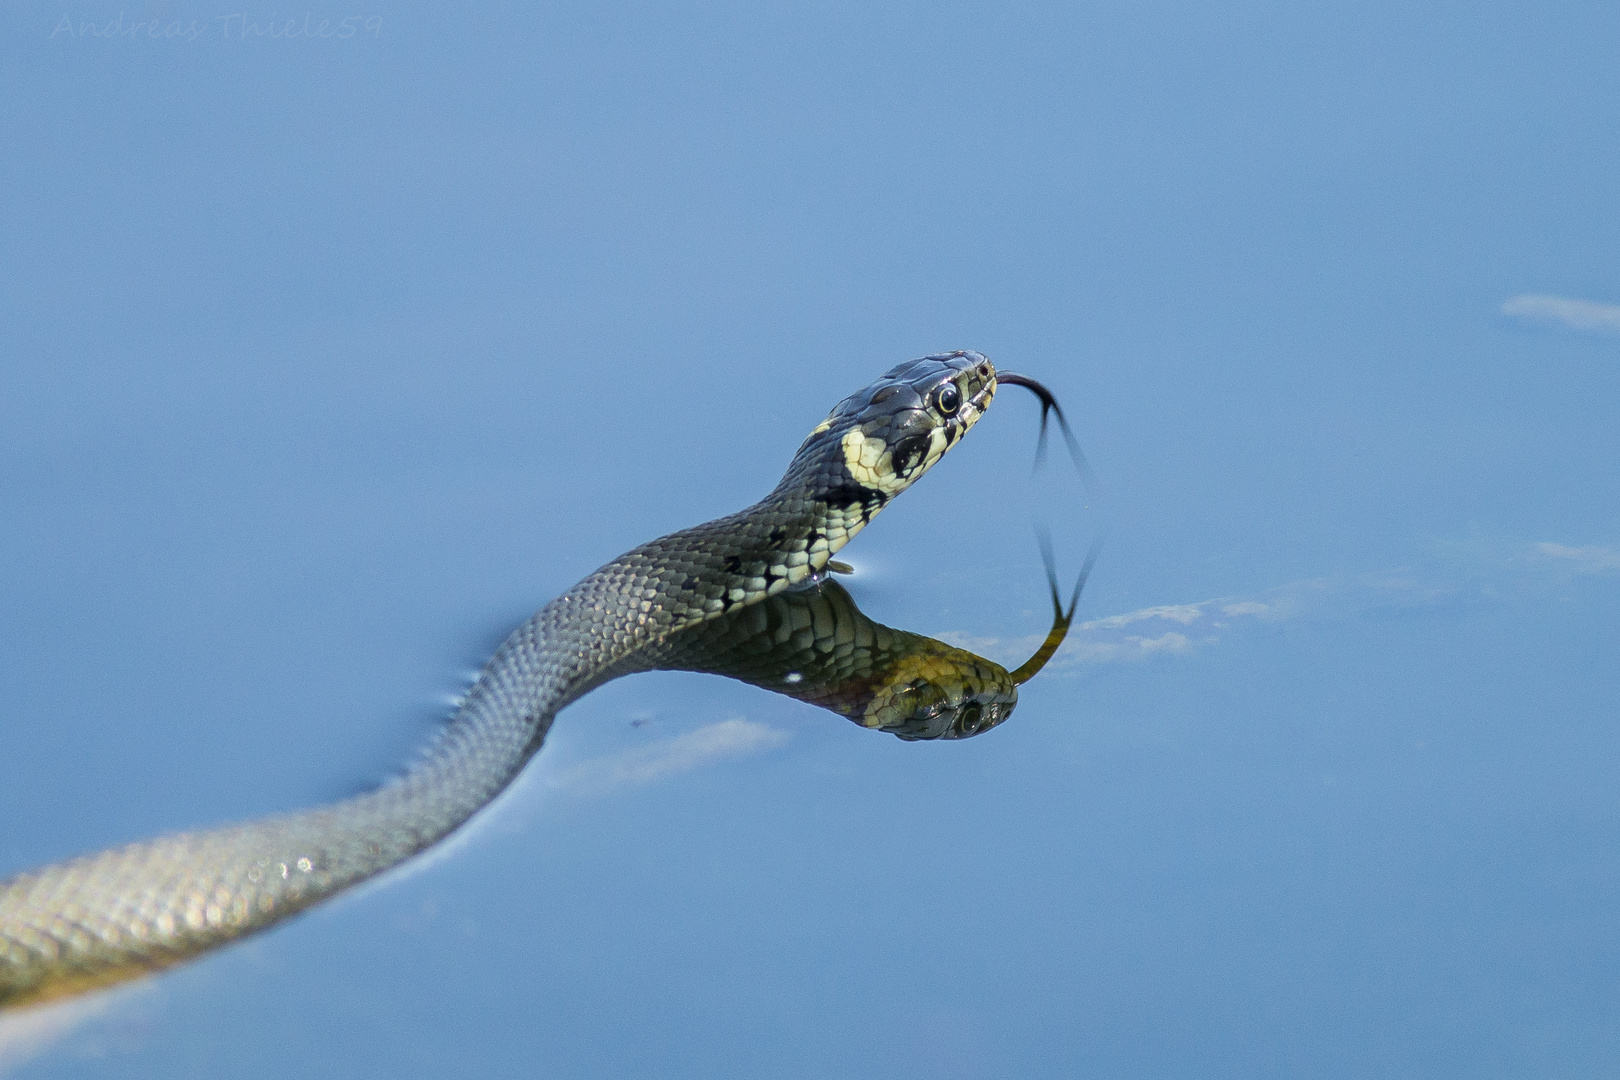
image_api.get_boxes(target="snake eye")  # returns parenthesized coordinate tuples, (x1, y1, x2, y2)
(955, 702, 983, 735)
(934, 382, 962, 416)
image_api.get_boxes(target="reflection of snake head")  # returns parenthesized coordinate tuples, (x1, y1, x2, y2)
(790, 350, 997, 507)
(864, 650, 1018, 741)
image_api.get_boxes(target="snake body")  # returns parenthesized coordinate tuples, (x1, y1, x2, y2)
(0, 352, 1000, 1010)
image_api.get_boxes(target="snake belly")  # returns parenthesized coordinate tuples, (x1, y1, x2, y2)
(0, 351, 999, 1010)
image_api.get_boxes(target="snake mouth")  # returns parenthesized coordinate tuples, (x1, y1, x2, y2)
(956, 363, 997, 429)
(967, 374, 996, 416)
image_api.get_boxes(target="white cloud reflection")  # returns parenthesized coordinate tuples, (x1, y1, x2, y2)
(942, 538, 1618, 673)
(0, 994, 116, 1077)
(1534, 542, 1620, 574)
(545, 718, 790, 797)
(1501, 294, 1620, 335)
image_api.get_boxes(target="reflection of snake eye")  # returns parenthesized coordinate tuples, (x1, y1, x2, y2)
(956, 702, 983, 735)
(934, 382, 961, 416)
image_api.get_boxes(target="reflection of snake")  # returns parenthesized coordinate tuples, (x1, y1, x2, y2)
(647, 569, 1087, 741)
(0, 351, 1059, 1010)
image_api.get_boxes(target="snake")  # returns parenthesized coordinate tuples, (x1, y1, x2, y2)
(0, 350, 1070, 1012)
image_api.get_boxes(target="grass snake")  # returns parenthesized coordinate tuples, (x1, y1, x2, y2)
(0, 350, 1068, 1011)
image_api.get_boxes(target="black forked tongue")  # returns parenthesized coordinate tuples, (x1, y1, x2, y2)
(995, 372, 1092, 481)
(1008, 529, 1103, 686)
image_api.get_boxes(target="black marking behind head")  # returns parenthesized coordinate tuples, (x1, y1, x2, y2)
(827, 482, 889, 514)
(890, 433, 930, 478)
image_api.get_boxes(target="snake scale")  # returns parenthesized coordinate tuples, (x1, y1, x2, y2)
(0, 351, 1027, 1011)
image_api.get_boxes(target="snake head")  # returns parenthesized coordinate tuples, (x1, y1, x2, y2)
(872, 677, 1016, 741)
(795, 350, 998, 504)
(854, 644, 1019, 741)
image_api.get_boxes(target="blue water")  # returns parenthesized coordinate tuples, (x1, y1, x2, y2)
(3, 2, 1619, 1076)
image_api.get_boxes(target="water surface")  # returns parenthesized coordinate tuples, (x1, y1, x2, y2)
(3, 2, 1618, 1076)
